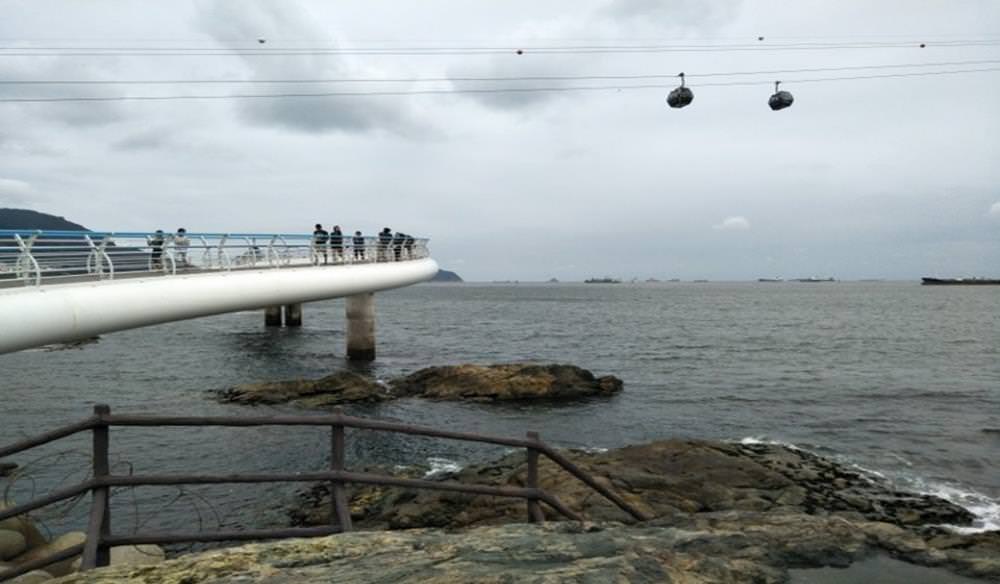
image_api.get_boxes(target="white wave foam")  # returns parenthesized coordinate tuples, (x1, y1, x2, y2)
(910, 481, 1000, 534)
(737, 436, 802, 450)
(735, 437, 1000, 533)
(423, 457, 463, 479)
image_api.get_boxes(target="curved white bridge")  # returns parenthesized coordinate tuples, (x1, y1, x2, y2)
(0, 230, 438, 356)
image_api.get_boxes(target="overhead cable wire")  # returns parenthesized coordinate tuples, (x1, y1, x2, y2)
(3, 59, 1000, 85)
(2, 40, 1000, 57)
(1, 67, 998, 104)
(3, 32, 1000, 44)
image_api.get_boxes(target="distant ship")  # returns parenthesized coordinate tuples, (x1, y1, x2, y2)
(792, 277, 836, 282)
(584, 277, 621, 284)
(757, 277, 783, 282)
(921, 277, 1000, 286)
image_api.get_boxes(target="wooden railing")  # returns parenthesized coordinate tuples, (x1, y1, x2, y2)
(0, 405, 647, 581)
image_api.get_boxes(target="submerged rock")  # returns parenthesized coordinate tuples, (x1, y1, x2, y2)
(218, 364, 624, 407)
(390, 363, 623, 400)
(217, 371, 390, 407)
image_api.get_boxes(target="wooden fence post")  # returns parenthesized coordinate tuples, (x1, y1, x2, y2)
(330, 409, 352, 532)
(525, 431, 545, 523)
(80, 404, 111, 570)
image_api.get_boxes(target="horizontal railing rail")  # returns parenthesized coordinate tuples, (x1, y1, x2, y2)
(0, 405, 647, 581)
(0, 230, 430, 288)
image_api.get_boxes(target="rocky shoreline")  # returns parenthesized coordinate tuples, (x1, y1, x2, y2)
(215, 363, 623, 407)
(287, 439, 998, 581)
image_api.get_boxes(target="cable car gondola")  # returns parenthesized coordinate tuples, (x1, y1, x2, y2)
(768, 81, 794, 111)
(666, 72, 693, 108)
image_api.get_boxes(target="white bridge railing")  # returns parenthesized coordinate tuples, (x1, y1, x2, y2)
(0, 230, 430, 288)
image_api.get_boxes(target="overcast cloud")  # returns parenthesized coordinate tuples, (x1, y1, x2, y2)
(1, 0, 998, 280)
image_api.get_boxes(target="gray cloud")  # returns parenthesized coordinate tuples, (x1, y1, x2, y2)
(112, 129, 173, 151)
(603, 0, 743, 30)
(1, 0, 998, 281)
(0, 178, 34, 206)
(713, 216, 750, 231)
(195, 1, 426, 136)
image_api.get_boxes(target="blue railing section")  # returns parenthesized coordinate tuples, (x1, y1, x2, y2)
(0, 229, 429, 287)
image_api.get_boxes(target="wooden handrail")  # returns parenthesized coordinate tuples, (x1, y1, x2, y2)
(0, 403, 648, 581)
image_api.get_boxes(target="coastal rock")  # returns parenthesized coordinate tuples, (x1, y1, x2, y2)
(218, 371, 390, 407)
(4, 570, 53, 584)
(390, 363, 624, 400)
(45, 520, 1000, 584)
(12, 531, 85, 577)
(289, 439, 997, 581)
(292, 439, 973, 530)
(217, 364, 624, 407)
(0, 505, 47, 551)
(0, 530, 26, 560)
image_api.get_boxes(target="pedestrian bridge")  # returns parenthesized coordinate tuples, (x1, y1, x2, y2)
(0, 229, 438, 356)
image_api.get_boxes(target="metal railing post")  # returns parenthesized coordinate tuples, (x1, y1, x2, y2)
(526, 431, 545, 523)
(13, 233, 41, 286)
(330, 408, 352, 532)
(80, 404, 111, 570)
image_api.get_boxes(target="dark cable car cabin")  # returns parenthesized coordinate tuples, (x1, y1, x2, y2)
(768, 81, 793, 111)
(666, 72, 693, 108)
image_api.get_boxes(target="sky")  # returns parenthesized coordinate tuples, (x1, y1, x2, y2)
(1, 0, 998, 281)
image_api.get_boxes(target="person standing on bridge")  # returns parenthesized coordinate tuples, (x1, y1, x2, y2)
(330, 225, 344, 263)
(149, 230, 165, 270)
(377, 227, 392, 262)
(404, 233, 415, 259)
(312, 223, 329, 265)
(392, 231, 405, 261)
(173, 228, 190, 267)
(353, 230, 365, 262)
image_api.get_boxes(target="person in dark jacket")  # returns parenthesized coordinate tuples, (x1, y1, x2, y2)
(377, 227, 392, 262)
(330, 225, 344, 263)
(403, 233, 415, 258)
(312, 223, 329, 265)
(392, 231, 405, 261)
(149, 230, 165, 270)
(353, 230, 365, 262)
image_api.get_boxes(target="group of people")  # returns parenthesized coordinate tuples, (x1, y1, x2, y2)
(145, 225, 417, 271)
(312, 225, 415, 264)
(149, 228, 190, 269)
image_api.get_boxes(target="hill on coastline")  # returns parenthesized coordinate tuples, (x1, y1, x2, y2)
(0, 208, 88, 230)
(431, 269, 463, 282)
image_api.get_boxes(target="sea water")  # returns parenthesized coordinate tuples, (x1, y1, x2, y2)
(1, 281, 997, 539)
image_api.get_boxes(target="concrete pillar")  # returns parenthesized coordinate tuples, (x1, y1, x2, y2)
(345, 293, 375, 361)
(284, 303, 303, 327)
(264, 305, 283, 327)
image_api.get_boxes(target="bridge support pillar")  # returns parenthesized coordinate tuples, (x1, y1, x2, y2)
(264, 305, 283, 327)
(345, 293, 375, 361)
(284, 303, 303, 327)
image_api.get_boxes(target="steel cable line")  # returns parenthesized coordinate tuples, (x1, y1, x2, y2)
(2, 40, 1000, 57)
(3, 59, 1000, 85)
(3, 32, 1000, 43)
(1, 67, 998, 104)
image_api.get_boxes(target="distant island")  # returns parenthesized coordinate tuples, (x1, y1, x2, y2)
(0, 208, 89, 230)
(431, 269, 463, 283)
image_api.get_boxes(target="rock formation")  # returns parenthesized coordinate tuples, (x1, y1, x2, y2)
(48, 520, 1000, 584)
(389, 363, 623, 400)
(217, 364, 623, 406)
(0, 502, 165, 583)
(215, 371, 391, 407)
(289, 439, 999, 581)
